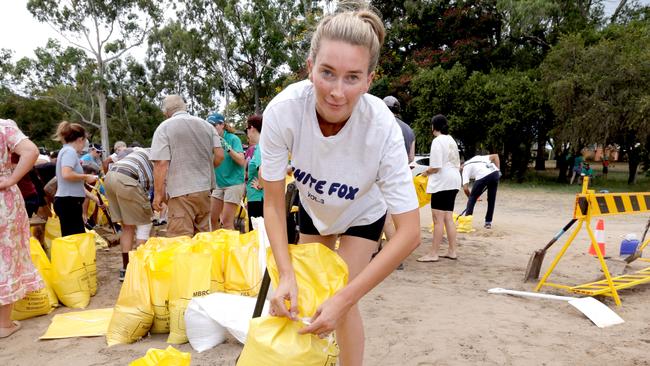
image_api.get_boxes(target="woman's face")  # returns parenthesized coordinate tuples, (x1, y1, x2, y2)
(246, 125, 256, 143)
(214, 123, 225, 137)
(308, 39, 374, 125)
(73, 137, 88, 153)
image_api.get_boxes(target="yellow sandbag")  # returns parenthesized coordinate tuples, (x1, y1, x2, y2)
(192, 234, 229, 293)
(129, 346, 191, 366)
(454, 214, 475, 233)
(76, 233, 98, 296)
(11, 289, 51, 321)
(238, 317, 338, 366)
(51, 235, 91, 308)
(44, 215, 61, 257)
(413, 175, 431, 208)
(106, 251, 154, 346)
(223, 235, 261, 297)
(29, 237, 58, 308)
(267, 243, 348, 317)
(167, 252, 211, 344)
(238, 243, 348, 366)
(147, 245, 176, 334)
(89, 229, 109, 250)
(40, 308, 113, 339)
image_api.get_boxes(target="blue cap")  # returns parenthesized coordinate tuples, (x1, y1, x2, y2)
(207, 113, 225, 125)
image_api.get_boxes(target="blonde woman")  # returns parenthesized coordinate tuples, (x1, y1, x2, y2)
(260, 5, 420, 365)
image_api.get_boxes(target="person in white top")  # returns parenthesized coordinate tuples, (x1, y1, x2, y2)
(259, 7, 420, 365)
(418, 114, 461, 262)
(461, 154, 501, 229)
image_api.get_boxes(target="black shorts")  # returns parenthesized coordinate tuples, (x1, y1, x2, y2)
(298, 204, 386, 242)
(430, 189, 458, 211)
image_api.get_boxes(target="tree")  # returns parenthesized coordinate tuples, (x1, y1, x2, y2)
(27, 0, 162, 156)
(182, 0, 314, 117)
(146, 21, 220, 117)
(542, 21, 650, 183)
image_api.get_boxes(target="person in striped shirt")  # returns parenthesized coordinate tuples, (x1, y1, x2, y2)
(103, 148, 154, 281)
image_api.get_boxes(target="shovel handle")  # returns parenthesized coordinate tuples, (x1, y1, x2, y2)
(540, 219, 578, 252)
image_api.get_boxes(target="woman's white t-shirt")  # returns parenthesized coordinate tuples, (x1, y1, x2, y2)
(260, 80, 418, 235)
(426, 134, 461, 194)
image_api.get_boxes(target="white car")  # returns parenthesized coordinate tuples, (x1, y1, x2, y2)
(409, 155, 429, 177)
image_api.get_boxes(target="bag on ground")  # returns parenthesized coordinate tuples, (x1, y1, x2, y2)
(223, 231, 261, 297)
(167, 252, 211, 344)
(237, 243, 348, 366)
(40, 308, 113, 339)
(51, 233, 95, 308)
(106, 251, 154, 346)
(30, 237, 58, 307)
(184, 299, 226, 352)
(192, 230, 234, 293)
(454, 214, 474, 233)
(11, 238, 56, 320)
(129, 346, 191, 366)
(44, 215, 61, 257)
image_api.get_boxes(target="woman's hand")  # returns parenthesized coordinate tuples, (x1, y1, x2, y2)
(298, 293, 352, 338)
(251, 178, 262, 190)
(85, 174, 98, 184)
(269, 274, 299, 320)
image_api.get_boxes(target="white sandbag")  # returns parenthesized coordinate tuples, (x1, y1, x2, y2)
(184, 299, 226, 353)
(193, 292, 269, 344)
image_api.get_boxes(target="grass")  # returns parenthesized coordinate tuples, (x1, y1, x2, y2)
(503, 161, 650, 193)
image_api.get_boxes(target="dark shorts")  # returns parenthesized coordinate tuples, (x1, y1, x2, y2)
(430, 189, 458, 211)
(298, 204, 386, 242)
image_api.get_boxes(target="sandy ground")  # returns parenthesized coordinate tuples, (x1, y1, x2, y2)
(1, 185, 650, 366)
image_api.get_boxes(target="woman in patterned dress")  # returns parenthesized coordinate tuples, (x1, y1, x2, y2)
(0, 119, 44, 338)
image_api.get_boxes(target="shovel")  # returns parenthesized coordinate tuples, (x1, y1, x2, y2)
(524, 218, 577, 282)
(488, 288, 624, 328)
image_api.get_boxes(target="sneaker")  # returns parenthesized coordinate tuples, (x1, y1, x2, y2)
(119, 269, 126, 282)
(484, 223, 492, 229)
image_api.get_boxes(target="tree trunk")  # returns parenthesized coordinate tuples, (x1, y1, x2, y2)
(97, 89, 109, 160)
(535, 126, 546, 170)
(556, 148, 569, 183)
(628, 148, 640, 185)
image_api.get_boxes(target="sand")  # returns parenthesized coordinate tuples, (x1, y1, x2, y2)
(1, 185, 649, 366)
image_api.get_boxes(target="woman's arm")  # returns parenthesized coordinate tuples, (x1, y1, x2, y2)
(422, 167, 440, 175)
(300, 209, 420, 335)
(489, 154, 500, 169)
(0, 139, 39, 190)
(264, 178, 298, 319)
(61, 166, 97, 183)
(229, 149, 247, 167)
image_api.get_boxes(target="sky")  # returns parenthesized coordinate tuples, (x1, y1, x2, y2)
(0, 0, 646, 61)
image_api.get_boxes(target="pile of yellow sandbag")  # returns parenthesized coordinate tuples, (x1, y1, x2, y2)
(107, 229, 263, 346)
(13, 232, 98, 321)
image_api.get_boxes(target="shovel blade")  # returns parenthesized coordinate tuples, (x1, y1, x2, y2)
(524, 250, 545, 282)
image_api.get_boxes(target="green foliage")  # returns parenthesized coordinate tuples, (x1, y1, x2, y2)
(542, 19, 650, 182)
(0, 91, 66, 149)
(182, 0, 314, 115)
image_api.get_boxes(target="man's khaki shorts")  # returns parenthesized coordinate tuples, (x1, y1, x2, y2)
(104, 171, 152, 226)
(211, 183, 245, 204)
(167, 190, 211, 237)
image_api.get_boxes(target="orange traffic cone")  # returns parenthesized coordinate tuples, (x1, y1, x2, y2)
(589, 219, 606, 257)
